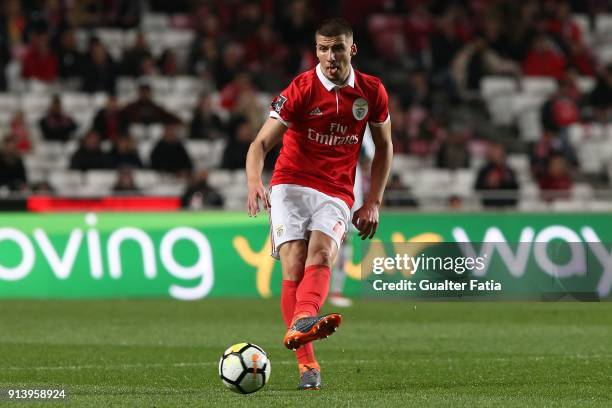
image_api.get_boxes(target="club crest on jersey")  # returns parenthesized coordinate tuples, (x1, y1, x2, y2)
(271, 95, 287, 113)
(352, 98, 368, 120)
(275, 224, 285, 238)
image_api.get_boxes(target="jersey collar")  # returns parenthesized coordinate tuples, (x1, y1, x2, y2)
(316, 63, 355, 91)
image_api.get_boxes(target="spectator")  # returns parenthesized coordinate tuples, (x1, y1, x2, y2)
(475, 143, 519, 208)
(522, 35, 566, 80)
(384, 174, 418, 208)
(120, 82, 181, 131)
(92, 95, 121, 141)
(21, 27, 58, 82)
(181, 170, 224, 209)
(221, 117, 254, 170)
(448, 195, 463, 210)
(0, 136, 27, 191)
(150, 124, 193, 177)
(190, 94, 225, 140)
(112, 168, 140, 194)
(158, 49, 180, 76)
(39, 95, 78, 142)
(69, 131, 111, 171)
(538, 155, 573, 202)
(9, 111, 31, 153)
(110, 136, 143, 169)
(57, 29, 84, 80)
(188, 36, 220, 77)
(138, 54, 158, 76)
(589, 64, 612, 122)
(436, 128, 471, 170)
(452, 36, 520, 95)
(120, 32, 151, 77)
(540, 76, 580, 133)
(215, 42, 244, 89)
(30, 180, 55, 194)
(81, 39, 117, 93)
(530, 130, 578, 179)
(430, 12, 462, 75)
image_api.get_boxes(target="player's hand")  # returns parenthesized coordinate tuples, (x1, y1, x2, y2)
(247, 180, 270, 217)
(352, 201, 380, 240)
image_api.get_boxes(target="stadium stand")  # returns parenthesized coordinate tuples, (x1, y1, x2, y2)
(0, 0, 611, 211)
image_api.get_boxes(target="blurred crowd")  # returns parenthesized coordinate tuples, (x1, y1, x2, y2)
(1, 0, 612, 209)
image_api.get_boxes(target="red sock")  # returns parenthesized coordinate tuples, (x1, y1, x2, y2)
(293, 264, 331, 319)
(281, 279, 315, 366)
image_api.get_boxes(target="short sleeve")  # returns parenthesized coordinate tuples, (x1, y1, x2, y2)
(368, 81, 389, 126)
(269, 79, 304, 127)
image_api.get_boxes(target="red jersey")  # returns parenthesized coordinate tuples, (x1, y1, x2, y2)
(269, 64, 389, 208)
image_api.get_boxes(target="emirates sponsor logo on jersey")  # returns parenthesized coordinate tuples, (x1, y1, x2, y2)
(352, 98, 368, 120)
(307, 128, 359, 146)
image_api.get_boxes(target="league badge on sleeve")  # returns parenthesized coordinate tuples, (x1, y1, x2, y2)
(352, 98, 368, 120)
(271, 95, 287, 113)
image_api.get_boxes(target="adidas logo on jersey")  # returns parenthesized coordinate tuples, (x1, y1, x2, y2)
(308, 107, 323, 116)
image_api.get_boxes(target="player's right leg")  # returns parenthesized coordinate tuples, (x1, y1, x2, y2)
(284, 231, 343, 352)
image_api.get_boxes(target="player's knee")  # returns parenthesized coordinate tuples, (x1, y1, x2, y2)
(310, 248, 334, 266)
(283, 260, 304, 280)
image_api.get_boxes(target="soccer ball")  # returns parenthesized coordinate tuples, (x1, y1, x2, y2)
(218, 342, 271, 394)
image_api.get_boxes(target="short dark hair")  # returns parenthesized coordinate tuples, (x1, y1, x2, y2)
(316, 18, 353, 39)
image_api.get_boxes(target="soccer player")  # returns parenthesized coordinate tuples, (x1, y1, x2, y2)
(245, 18, 392, 390)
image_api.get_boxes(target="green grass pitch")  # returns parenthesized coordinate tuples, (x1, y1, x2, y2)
(1, 299, 611, 407)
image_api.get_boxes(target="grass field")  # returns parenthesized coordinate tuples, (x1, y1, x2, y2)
(1, 299, 611, 407)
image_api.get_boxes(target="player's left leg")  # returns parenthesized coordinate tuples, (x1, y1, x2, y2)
(278, 240, 319, 376)
(284, 231, 343, 351)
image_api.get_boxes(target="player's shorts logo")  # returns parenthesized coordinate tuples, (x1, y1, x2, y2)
(352, 98, 368, 120)
(271, 95, 287, 113)
(275, 224, 285, 238)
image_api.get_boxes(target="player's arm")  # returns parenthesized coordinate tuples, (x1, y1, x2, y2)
(245, 117, 286, 216)
(352, 119, 392, 239)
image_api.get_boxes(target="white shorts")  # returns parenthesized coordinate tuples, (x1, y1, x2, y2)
(269, 184, 351, 259)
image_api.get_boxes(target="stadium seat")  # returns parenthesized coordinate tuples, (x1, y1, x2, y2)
(148, 182, 186, 196)
(572, 183, 593, 201)
(142, 13, 170, 30)
(117, 77, 137, 96)
(448, 169, 475, 195)
(513, 94, 545, 141)
(133, 170, 160, 189)
(480, 76, 518, 99)
(86, 170, 117, 190)
(163, 29, 194, 49)
(550, 200, 584, 211)
(49, 170, 85, 193)
(588, 201, 612, 211)
(186, 140, 213, 163)
(508, 154, 530, 174)
(171, 77, 203, 95)
(596, 45, 612, 64)
(487, 94, 516, 125)
(391, 154, 422, 174)
(518, 200, 548, 211)
(522, 77, 558, 97)
(207, 170, 233, 189)
(595, 14, 612, 35)
(576, 140, 604, 174)
(22, 94, 52, 119)
(520, 182, 539, 200)
(94, 29, 126, 48)
(577, 76, 596, 93)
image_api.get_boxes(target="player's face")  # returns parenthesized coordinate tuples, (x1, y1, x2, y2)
(316, 34, 356, 84)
